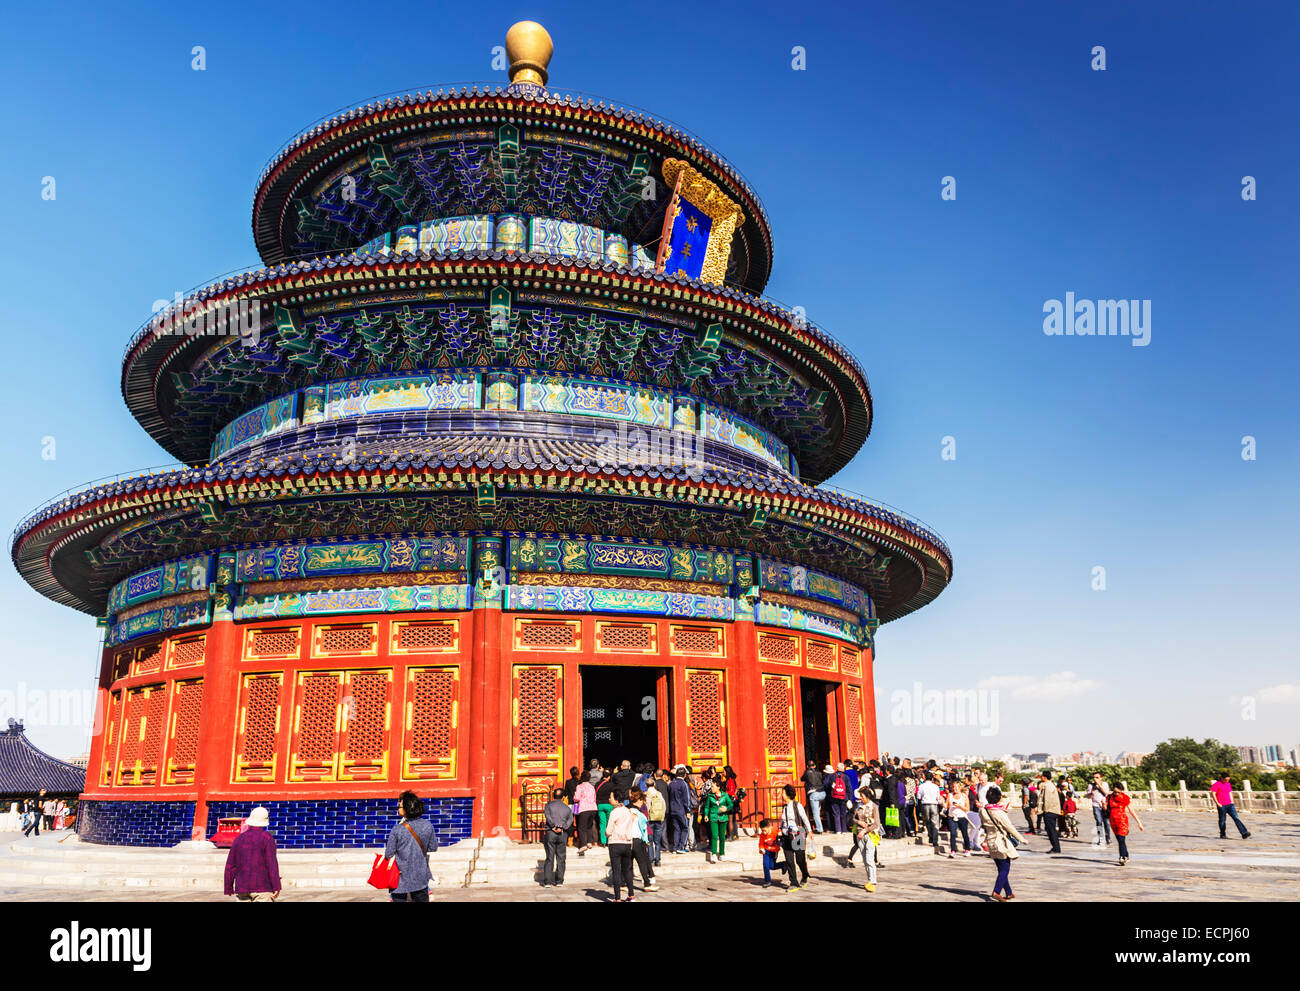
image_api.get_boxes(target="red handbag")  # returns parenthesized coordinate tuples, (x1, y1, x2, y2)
(368, 854, 400, 890)
(368, 822, 427, 890)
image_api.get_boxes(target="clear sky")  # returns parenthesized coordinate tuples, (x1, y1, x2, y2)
(0, 1, 1296, 762)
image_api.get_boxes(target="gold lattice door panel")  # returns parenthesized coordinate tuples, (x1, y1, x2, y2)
(684, 668, 727, 770)
(805, 639, 838, 674)
(391, 620, 460, 654)
(338, 669, 393, 781)
(669, 625, 725, 657)
(839, 647, 862, 678)
(312, 623, 379, 659)
(402, 666, 460, 780)
(843, 684, 866, 762)
(116, 684, 168, 786)
(99, 690, 123, 787)
(234, 673, 284, 783)
(164, 678, 204, 785)
(289, 671, 344, 782)
(761, 673, 796, 802)
(511, 664, 563, 827)
(756, 631, 800, 666)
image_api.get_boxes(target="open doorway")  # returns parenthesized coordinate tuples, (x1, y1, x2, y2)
(580, 665, 667, 770)
(801, 677, 837, 768)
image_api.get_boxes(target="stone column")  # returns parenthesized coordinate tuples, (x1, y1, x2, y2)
(1178, 779, 1188, 810)
(1242, 779, 1253, 811)
(1147, 780, 1158, 809)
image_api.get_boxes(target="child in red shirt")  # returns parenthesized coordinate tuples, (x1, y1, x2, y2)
(758, 818, 783, 887)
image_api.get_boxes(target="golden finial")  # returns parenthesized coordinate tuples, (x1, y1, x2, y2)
(505, 20, 553, 88)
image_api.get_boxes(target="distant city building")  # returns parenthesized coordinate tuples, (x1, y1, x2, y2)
(1236, 745, 1265, 765)
(67, 753, 90, 769)
(1117, 751, 1148, 767)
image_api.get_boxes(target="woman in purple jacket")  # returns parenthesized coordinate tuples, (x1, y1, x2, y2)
(224, 806, 281, 902)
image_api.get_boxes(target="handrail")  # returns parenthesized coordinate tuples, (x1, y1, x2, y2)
(9, 463, 192, 551)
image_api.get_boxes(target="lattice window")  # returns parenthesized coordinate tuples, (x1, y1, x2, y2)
(101, 690, 122, 785)
(597, 624, 653, 652)
(170, 635, 206, 667)
(344, 672, 388, 760)
(242, 677, 281, 761)
(140, 688, 168, 769)
(763, 675, 793, 754)
(169, 681, 204, 765)
(673, 627, 721, 655)
(318, 625, 375, 655)
(396, 622, 456, 652)
(118, 690, 147, 771)
(249, 628, 299, 657)
(297, 675, 340, 761)
(410, 669, 455, 758)
(134, 643, 164, 675)
(758, 633, 798, 663)
(517, 667, 559, 754)
(686, 670, 723, 753)
(806, 640, 836, 672)
(840, 648, 861, 677)
(844, 684, 865, 761)
(518, 621, 577, 650)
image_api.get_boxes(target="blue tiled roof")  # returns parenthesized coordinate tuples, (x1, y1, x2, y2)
(0, 726, 85, 797)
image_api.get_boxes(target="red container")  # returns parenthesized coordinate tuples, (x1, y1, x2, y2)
(210, 816, 247, 848)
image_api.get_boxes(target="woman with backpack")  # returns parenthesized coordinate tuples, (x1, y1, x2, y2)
(383, 791, 438, 902)
(778, 783, 813, 890)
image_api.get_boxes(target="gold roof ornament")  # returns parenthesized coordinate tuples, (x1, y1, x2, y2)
(505, 20, 554, 88)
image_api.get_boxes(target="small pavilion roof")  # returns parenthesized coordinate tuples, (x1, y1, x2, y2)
(0, 722, 85, 798)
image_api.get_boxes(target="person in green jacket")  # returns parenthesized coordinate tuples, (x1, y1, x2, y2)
(703, 782, 734, 862)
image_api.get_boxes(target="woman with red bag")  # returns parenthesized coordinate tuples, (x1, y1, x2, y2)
(382, 791, 439, 901)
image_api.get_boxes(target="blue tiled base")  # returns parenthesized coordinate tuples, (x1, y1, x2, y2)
(204, 797, 474, 849)
(77, 800, 196, 847)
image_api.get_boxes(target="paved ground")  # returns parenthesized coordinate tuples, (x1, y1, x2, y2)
(2, 811, 1296, 901)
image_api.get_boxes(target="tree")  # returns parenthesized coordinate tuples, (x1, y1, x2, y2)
(1139, 738, 1241, 791)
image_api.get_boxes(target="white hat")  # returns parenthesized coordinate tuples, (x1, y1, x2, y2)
(246, 806, 270, 828)
(823, 764, 834, 774)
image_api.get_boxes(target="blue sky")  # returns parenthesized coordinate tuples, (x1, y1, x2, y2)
(0, 1, 1296, 762)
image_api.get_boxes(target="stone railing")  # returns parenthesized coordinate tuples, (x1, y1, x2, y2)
(1124, 780, 1300, 814)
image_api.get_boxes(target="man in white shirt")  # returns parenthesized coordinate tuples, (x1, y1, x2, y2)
(917, 772, 943, 852)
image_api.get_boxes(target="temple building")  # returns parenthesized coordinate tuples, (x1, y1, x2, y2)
(10, 22, 951, 847)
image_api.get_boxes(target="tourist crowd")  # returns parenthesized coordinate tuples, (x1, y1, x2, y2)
(215, 760, 1255, 903)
